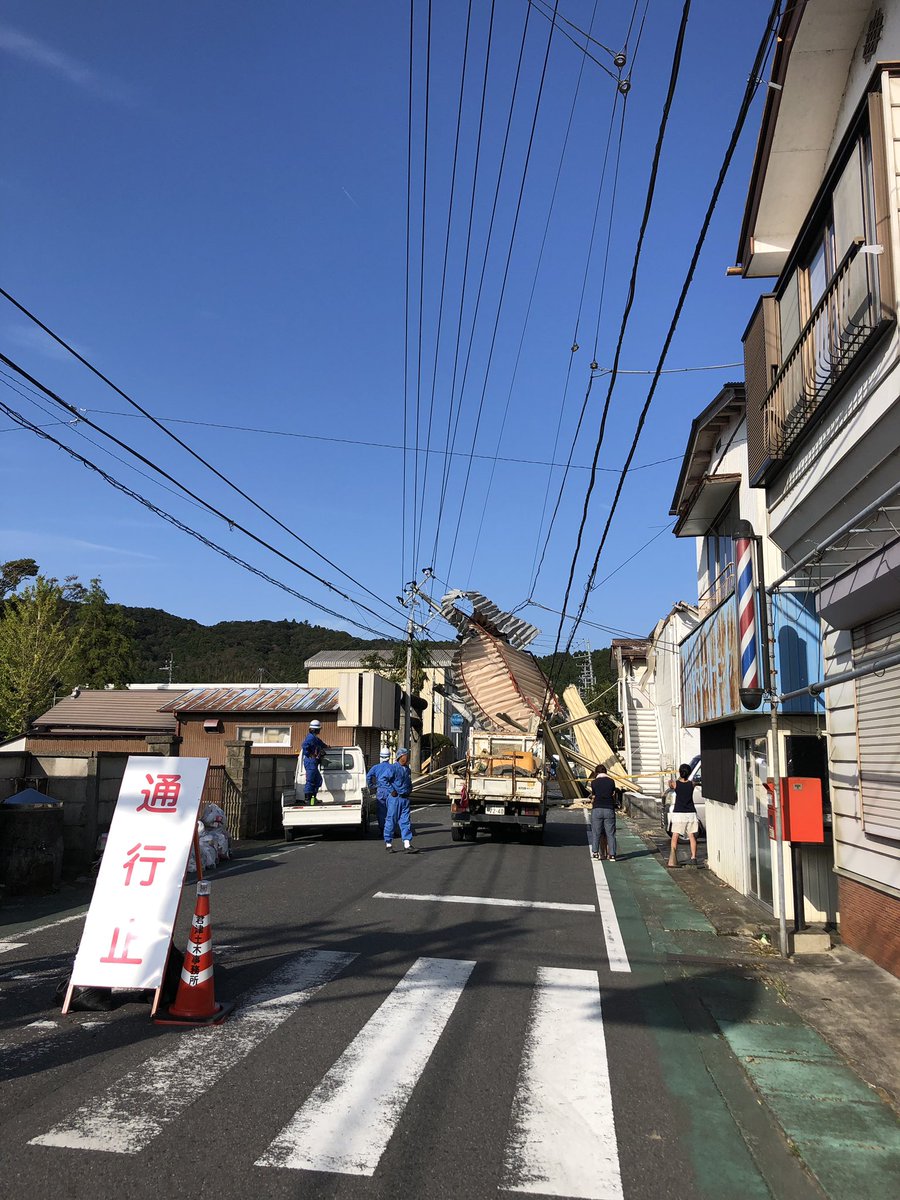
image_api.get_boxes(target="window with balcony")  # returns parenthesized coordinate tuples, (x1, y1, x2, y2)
(745, 101, 892, 480)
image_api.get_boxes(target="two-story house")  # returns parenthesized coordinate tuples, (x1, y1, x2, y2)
(671, 383, 835, 926)
(737, 0, 900, 974)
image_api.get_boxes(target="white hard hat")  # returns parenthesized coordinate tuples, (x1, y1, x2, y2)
(309, 719, 322, 730)
(380, 748, 390, 759)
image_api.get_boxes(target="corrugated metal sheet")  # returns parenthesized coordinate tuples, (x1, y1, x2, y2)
(162, 686, 339, 714)
(773, 590, 824, 714)
(440, 591, 539, 650)
(31, 689, 183, 733)
(452, 626, 560, 734)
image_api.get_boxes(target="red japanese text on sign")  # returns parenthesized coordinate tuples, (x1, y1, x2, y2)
(137, 773, 182, 813)
(100, 921, 143, 965)
(123, 842, 167, 887)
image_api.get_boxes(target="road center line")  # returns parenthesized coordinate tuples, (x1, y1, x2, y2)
(213, 843, 315, 878)
(583, 811, 631, 973)
(375, 891, 595, 913)
(0, 911, 87, 943)
(30, 948, 356, 1154)
(502, 966, 623, 1199)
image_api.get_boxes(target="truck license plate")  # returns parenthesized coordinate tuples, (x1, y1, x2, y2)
(486, 805, 505, 816)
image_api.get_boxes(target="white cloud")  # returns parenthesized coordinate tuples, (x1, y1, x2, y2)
(0, 529, 158, 562)
(4, 322, 77, 364)
(0, 24, 136, 106)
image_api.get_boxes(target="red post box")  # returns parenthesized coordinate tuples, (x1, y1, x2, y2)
(768, 777, 824, 843)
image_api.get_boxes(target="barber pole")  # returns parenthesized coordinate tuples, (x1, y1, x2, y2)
(736, 537, 759, 690)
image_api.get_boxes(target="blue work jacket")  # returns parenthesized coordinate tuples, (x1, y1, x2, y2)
(390, 762, 412, 798)
(366, 761, 395, 798)
(301, 733, 327, 764)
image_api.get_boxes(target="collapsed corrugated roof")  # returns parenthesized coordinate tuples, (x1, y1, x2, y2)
(160, 686, 339, 714)
(439, 591, 539, 651)
(440, 590, 559, 734)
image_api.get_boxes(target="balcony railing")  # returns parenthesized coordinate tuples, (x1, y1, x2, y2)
(698, 562, 735, 619)
(763, 239, 880, 460)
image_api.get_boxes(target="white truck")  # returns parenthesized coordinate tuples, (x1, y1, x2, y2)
(281, 746, 373, 840)
(448, 731, 547, 843)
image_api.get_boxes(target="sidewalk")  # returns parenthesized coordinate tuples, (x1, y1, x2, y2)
(618, 807, 900, 1200)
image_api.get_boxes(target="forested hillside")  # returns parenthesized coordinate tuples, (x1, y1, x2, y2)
(125, 604, 616, 707)
(126, 608, 397, 683)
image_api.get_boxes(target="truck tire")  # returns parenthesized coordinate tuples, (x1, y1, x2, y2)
(464, 825, 478, 842)
(358, 807, 370, 838)
(451, 825, 465, 842)
(284, 827, 296, 843)
(531, 824, 545, 845)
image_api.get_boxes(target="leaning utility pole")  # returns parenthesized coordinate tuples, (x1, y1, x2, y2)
(399, 567, 434, 772)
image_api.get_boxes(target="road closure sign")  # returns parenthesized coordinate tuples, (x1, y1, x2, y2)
(70, 756, 209, 991)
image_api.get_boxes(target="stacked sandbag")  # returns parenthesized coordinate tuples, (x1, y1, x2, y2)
(186, 804, 232, 873)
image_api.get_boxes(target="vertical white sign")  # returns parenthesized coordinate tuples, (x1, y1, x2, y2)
(70, 756, 209, 991)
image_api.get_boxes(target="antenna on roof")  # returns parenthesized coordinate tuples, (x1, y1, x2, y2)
(160, 653, 175, 686)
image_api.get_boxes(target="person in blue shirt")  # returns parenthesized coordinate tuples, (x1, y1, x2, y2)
(366, 748, 393, 836)
(385, 747, 418, 854)
(301, 719, 327, 804)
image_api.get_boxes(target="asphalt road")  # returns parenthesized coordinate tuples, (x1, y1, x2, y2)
(0, 807, 821, 1200)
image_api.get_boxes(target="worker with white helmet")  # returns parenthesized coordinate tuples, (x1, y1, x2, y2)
(301, 719, 327, 805)
(366, 748, 393, 836)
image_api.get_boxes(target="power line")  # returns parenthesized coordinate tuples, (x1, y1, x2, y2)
(414, 0, 474, 570)
(464, 0, 606, 586)
(0, 374, 683, 473)
(427, 0, 497, 578)
(0, 289, 407, 626)
(402, 0, 415, 588)
(544, 0, 695, 706)
(443, 0, 561, 582)
(0, 396, 405, 641)
(556, 0, 783, 671)
(0, 353, 409, 638)
(430, 1, 536, 578)
(526, 0, 619, 81)
(411, 0, 434, 575)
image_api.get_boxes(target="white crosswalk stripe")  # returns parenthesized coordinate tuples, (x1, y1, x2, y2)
(256, 956, 475, 1176)
(30, 948, 356, 1154)
(25, 952, 621, 1195)
(502, 967, 623, 1199)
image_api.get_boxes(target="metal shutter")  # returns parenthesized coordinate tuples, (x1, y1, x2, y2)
(699, 721, 737, 806)
(853, 610, 900, 839)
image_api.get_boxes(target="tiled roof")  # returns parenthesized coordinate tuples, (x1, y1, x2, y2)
(31, 690, 183, 733)
(160, 686, 339, 714)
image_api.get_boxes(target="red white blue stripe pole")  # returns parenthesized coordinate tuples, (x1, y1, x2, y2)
(736, 537, 759, 690)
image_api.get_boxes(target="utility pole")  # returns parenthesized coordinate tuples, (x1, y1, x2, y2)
(398, 567, 434, 775)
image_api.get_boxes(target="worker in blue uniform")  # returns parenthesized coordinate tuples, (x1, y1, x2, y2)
(366, 748, 393, 836)
(384, 747, 418, 854)
(301, 719, 327, 804)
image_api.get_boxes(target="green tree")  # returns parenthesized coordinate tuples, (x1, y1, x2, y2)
(71, 579, 137, 688)
(0, 576, 80, 738)
(0, 558, 39, 599)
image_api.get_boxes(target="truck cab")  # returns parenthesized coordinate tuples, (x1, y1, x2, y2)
(447, 732, 547, 843)
(281, 746, 372, 840)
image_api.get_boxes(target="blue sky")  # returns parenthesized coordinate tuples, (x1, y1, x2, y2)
(0, 0, 770, 655)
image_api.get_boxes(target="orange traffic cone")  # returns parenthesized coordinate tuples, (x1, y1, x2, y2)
(155, 880, 233, 1026)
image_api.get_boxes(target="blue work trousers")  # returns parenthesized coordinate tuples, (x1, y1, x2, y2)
(304, 760, 323, 800)
(590, 807, 617, 857)
(375, 796, 388, 835)
(385, 794, 412, 843)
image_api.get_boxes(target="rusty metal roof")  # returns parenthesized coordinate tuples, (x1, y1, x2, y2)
(160, 686, 339, 714)
(31, 689, 183, 733)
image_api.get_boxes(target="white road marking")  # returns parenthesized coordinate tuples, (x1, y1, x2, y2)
(0, 943, 27, 955)
(374, 891, 595, 914)
(30, 948, 356, 1154)
(257, 956, 475, 1176)
(26, 1020, 58, 1030)
(213, 843, 316, 878)
(584, 812, 631, 973)
(1, 912, 86, 942)
(502, 966, 623, 1199)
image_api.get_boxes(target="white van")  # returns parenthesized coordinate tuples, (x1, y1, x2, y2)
(281, 746, 373, 840)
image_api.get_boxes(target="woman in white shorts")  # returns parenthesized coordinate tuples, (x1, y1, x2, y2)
(668, 762, 700, 867)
